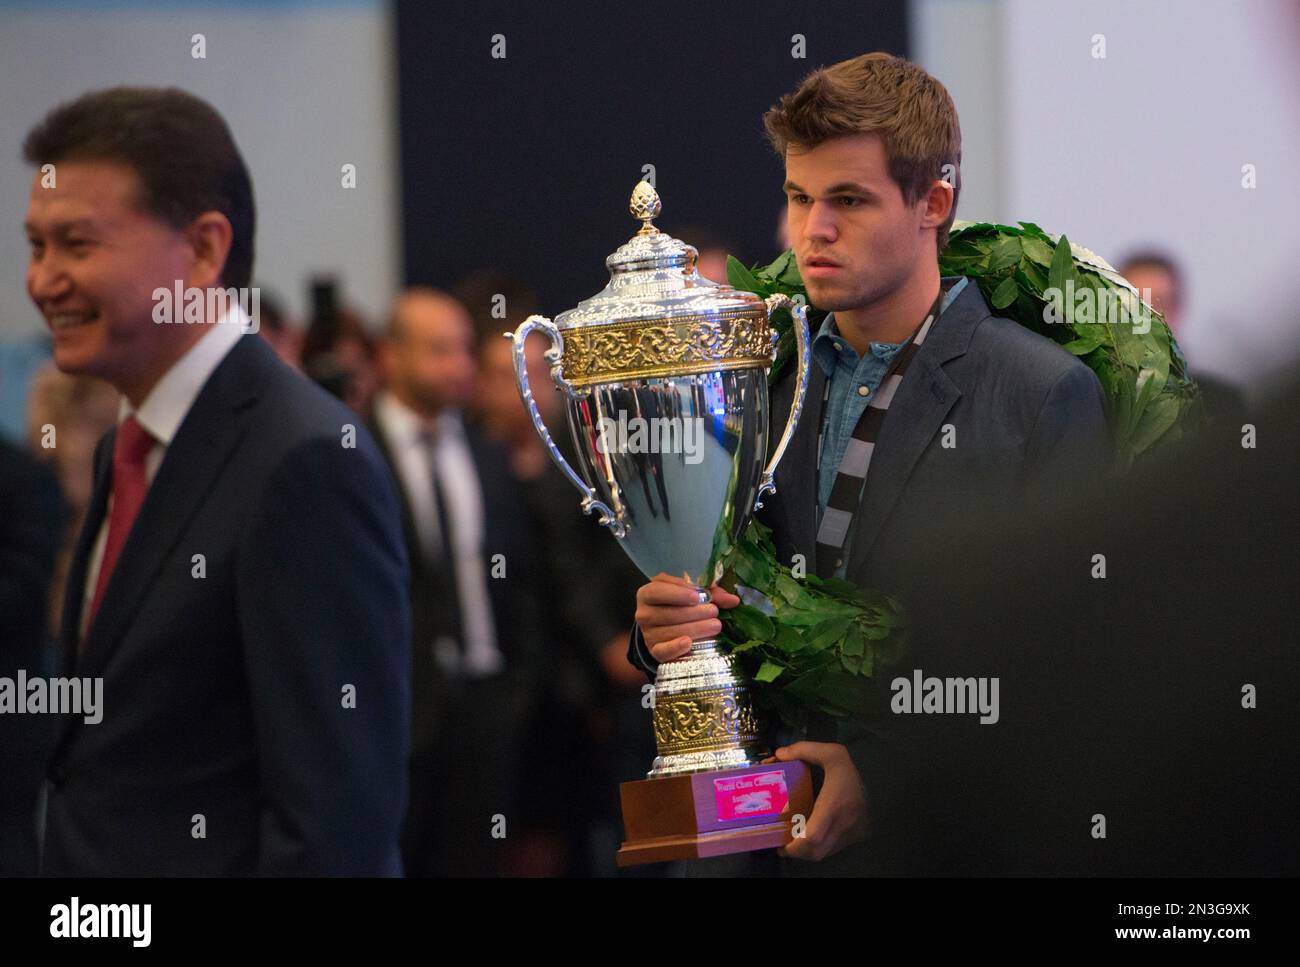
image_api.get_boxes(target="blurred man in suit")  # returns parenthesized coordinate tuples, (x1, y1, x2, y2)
(1118, 249, 1245, 429)
(0, 440, 63, 875)
(371, 287, 542, 877)
(630, 53, 1111, 873)
(23, 86, 410, 875)
(474, 309, 654, 876)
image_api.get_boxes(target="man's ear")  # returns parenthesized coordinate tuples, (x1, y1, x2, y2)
(919, 179, 954, 232)
(182, 211, 234, 290)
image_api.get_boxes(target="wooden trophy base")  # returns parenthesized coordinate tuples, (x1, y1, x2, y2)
(616, 759, 813, 867)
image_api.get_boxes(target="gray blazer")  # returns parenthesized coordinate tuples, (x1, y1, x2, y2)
(630, 279, 1111, 669)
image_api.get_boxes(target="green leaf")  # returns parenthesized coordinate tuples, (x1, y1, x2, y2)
(987, 237, 1023, 273)
(766, 249, 794, 277)
(803, 615, 855, 653)
(1021, 236, 1056, 266)
(726, 255, 760, 294)
(728, 540, 773, 589)
(773, 572, 810, 606)
(754, 660, 786, 683)
(727, 604, 775, 642)
(773, 250, 804, 287)
(1129, 394, 1181, 454)
(778, 602, 861, 626)
(990, 275, 1020, 309)
(1048, 236, 1075, 293)
(818, 575, 864, 603)
(772, 623, 806, 654)
(1062, 333, 1104, 356)
(1017, 260, 1050, 294)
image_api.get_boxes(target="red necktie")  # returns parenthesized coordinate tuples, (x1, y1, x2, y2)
(85, 415, 155, 637)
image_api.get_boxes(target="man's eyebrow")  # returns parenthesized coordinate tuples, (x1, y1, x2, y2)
(23, 218, 96, 235)
(782, 180, 875, 196)
(825, 181, 874, 195)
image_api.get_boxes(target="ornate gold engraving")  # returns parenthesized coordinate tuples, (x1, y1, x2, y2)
(652, 687, 762, 757)
(560, 311, 772, 386)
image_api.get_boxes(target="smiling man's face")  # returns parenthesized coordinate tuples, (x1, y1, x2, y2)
(25, 160, 195, 396)
(784, 133, 940, 313)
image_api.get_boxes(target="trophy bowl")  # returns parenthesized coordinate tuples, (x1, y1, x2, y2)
(510, 181, 812, 865)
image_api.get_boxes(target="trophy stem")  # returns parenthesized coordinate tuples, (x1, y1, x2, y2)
(647, 637, 769, 778)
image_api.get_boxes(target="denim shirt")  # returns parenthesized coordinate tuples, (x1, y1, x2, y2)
(812, 323, 905, 516)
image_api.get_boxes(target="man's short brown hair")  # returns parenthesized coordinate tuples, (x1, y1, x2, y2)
(23, 86, 255, 289)
(764, 52, 962, 251)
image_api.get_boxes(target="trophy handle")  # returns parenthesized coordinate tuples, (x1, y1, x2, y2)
(753, 294, 812, 511)
(509, 316, 627, 539)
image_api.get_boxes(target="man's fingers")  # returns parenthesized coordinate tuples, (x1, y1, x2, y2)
(636, 602, 718, 628)
(639, 580, 713, 608)
(647, 636, 693, 662)
(780, 821, 826, 861)
(646, 618, 722, 650)
(708, 583, 743, 609)
(773, 741, 844, 769)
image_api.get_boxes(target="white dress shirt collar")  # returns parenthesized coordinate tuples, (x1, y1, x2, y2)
(374, 390, 463, 447)
(117, 302, 247, 440)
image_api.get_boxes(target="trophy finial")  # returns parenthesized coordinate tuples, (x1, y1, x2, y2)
(630, 180, 662, 235)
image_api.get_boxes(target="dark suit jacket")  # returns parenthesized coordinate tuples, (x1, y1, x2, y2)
(0, 440, 63, 875)
(43, 335, 411, 876)
(628, 280, 1111, 871)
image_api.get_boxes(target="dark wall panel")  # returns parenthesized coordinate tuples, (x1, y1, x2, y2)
(395, 0, 909, 313)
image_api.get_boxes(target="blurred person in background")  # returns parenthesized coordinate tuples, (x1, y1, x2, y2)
(1118, 249, 1245, 429)
(251, 288, 302, 369)
(300, 277, 378, 417)
(371, 286, 544, 877)
(25, 365, 117, 638)
(470, 289, 655, 876)
(776, 207, 791, 251)
(0, 437, 63, 875)
(672, 225, 735, 285)
(0, 331, 52, 444)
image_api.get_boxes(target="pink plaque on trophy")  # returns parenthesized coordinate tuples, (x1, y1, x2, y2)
(712, 769, 789, 822)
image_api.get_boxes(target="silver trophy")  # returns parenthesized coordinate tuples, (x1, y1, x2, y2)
(510, 182, 811, 864)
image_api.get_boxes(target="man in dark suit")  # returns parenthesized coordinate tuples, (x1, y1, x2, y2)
(630, 53, 1111, 872)
(23, 86, 411, 875)
(0, 440, 64, 875)
(370, 288, 542, 877)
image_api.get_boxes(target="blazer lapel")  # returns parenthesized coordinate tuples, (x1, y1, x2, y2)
(845, 354, 961, 579)
(845, 281, 987, 580)
(73, 336, 264, 681)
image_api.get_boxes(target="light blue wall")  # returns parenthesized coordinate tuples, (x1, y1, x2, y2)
(0, 0, 399, 335)
(916, 0, 1300, 387)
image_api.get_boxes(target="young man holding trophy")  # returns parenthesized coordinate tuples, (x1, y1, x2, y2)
(629, 53, 1111, 872)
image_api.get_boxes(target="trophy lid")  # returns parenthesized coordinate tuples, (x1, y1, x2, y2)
(553, 182, 767, 329)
